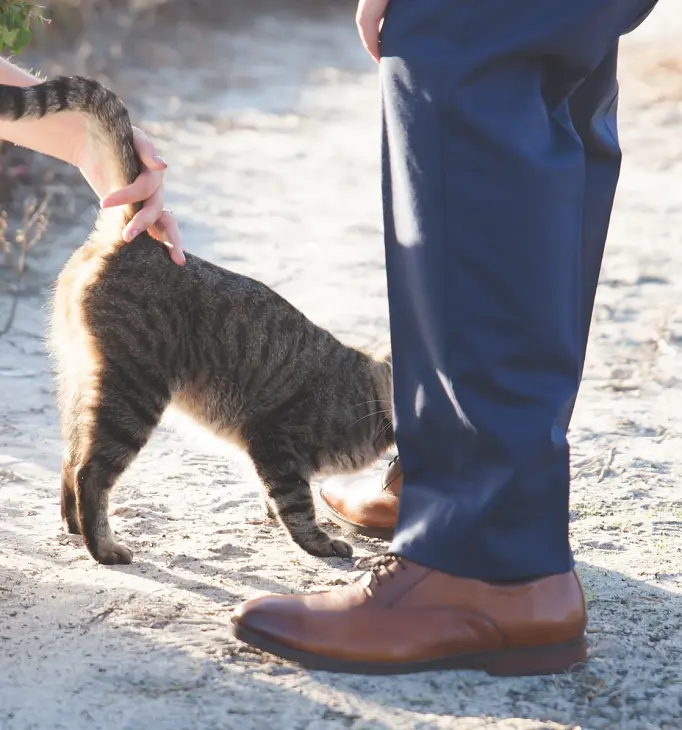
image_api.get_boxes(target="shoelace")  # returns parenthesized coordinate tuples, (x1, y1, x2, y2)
(354, 553, 407, 587)
(387, 455, 399, 469)
(380, 454, 400, 491)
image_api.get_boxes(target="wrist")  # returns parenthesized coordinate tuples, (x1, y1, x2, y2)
(0, 58, 88, 170)
(69, 111, 89, 169)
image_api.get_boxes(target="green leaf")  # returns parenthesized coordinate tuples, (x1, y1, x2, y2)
(14, 26, 31, 52)
(0, 2, 44, 55)
(5, 10, 20, 31)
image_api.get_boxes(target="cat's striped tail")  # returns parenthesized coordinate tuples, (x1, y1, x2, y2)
(0, 75, 141, 224)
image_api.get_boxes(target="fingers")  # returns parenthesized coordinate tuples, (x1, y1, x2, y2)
(357, 22, 380, 63)
(122, 186, 163, 242)
(121, 193, 186, 265)
(99, 128, 165, 209)
(99, 125, 186, 266)
(131, 126, 167, 170)
(100, 168, 162, 210)
(149, 211, 185, 266)
(356, 0, 388, 62)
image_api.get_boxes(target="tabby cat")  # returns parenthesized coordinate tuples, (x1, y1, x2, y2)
(0, 76, 394, 565)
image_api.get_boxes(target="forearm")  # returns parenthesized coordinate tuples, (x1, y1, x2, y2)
(0, 57, 84, 167)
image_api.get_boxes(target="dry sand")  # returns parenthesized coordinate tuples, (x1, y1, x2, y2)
(1, 2, 682, 728)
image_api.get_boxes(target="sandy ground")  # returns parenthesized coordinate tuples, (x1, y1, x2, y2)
(1, 2, 682, 728)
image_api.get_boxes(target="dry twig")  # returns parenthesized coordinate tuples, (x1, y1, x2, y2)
(0, 193, 51, 339)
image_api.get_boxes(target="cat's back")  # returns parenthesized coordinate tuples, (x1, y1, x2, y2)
(53, 233, 269, 326)
(50, 233, 335, 375)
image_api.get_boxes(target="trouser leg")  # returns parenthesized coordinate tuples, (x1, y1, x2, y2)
(557, 45, 622, 430)
(380, 0, 658, 579)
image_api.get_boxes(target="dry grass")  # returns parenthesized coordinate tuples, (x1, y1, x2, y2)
(0, 195, 50, 275)
(0, 193, 50, 338)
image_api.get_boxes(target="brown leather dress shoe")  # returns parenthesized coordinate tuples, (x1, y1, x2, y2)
(230, 555, 588, 676)
(318, 456, 402, 540)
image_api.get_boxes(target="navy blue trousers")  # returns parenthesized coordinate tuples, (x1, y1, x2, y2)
(382, 0, 657, 580)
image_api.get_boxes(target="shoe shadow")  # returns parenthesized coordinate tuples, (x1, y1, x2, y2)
(3, 501, 681, 728)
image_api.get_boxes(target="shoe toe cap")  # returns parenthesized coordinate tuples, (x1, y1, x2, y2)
(232, 595, 304, 643)
(319, 475, 352, 510)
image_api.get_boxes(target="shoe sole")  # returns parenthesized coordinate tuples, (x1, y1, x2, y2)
(317, 489, 395, 541)
(230, 622, 589, 677)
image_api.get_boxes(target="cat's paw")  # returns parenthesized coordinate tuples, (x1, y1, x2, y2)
(329, 538, 354, 558)
(89, 540, 134, 565)
(303, 534, 354, 559)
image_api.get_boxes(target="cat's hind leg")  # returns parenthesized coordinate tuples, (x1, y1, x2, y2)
(74, 367, 169, 565)
(56, 380, 84, 535)
(261, 493, 278, 521)
(61, 455, 80, 534)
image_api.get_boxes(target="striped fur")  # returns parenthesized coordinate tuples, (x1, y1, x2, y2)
(0, 76, 394, 564)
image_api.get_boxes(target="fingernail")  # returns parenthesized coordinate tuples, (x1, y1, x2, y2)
(153, 155, 167, 167)
(125, 228, 140, 241)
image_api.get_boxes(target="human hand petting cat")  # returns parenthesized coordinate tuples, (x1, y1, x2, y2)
(0, 57, 186, 265)
(356, 0, 391, 62)
(78, 126, 185, 266)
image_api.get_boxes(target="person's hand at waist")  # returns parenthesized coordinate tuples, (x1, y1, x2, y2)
(356, 0, 391, 62)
